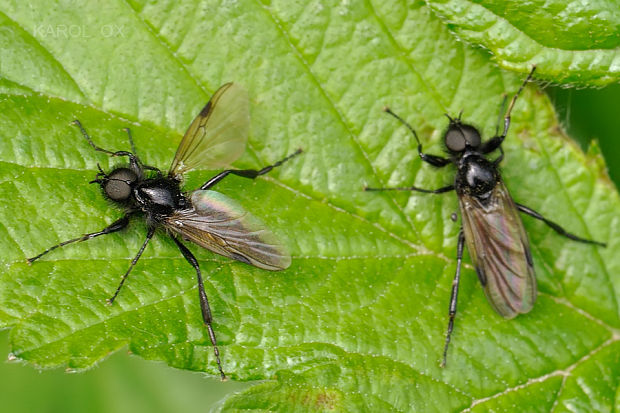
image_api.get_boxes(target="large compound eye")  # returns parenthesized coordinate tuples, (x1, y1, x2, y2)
(445, 126, 466, 152)
(461, 124, 481, 148)
(104, 168, 137, 201)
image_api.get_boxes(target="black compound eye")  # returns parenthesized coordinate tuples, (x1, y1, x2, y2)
(445, 127, 466, 152)
(104, 168, 137, 201)
(461, 124, 481, 147)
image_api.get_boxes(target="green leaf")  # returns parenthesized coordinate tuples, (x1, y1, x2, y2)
(424, 0, 620, 86)
(1, 0, 618, 411)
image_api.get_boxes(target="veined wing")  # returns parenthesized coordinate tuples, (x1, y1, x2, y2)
(165, 190, 291, 270)
(169, 83, 250, 179)
(459, 180, 536, 318)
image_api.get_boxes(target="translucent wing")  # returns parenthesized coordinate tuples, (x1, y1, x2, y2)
(165, 190, 291, 270)
(459, 180, 536, 318)
(169, 83, 250, 179)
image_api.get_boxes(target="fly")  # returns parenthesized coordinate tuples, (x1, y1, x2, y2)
(365, 67, 605, 367)
(27, 83, 302, 380)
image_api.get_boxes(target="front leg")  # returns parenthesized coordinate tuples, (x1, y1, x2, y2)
(384, 107, 452, 168)
(74, 120, 143, 173)
(480, 67, 537, 155)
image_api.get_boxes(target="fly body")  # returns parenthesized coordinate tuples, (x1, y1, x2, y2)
(28, 83, 302, 380)
(366, 67, 605, 367)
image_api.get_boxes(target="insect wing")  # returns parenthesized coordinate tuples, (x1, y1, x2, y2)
(169, 83, 250, 179)
(459, 180, 536, 318)
(166, 190, 291, 270)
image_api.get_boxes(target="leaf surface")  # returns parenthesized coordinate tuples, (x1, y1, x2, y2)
(425, 0, 620, 85)
(0, 1, 618, 411)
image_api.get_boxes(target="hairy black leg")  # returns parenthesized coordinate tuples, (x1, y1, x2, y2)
(74, 120, 132, 158)
(481, 66, 537, 155)
(108, 227, 156, 304)
(493, 145, 505, 166)
(441, 229, 465, 368)
(364, 184, 455, 194)
(200, 149, 302, 190)
(123, 127, 138, 154)
(494, 95, 508, 137)
(516, 203, 606, 247)
(123, 127, 162, 176)
(74, 120, 142, 172)
(384, 107, 452, 167)
(27, 215, 131, 263)
(171, 236, 226, 380)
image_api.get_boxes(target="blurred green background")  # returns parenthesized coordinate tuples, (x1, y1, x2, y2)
(548, 84, 620, 188)
(1, 83, 618, 412)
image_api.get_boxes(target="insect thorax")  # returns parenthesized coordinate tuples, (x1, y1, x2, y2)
(455, 153, 499, 198)
(134, 178, 188, 219)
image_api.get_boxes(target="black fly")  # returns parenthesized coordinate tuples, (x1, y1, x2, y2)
(365, 67, 605, 367)
(27, 83, 302, 380)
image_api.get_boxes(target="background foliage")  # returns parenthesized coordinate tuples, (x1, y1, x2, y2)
(0, 0, 618, 411)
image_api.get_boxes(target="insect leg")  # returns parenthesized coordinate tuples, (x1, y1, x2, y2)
(74, 120, 142, 173)
(74, 120, 129, 157)
(122, 127, 162, 176)
(481, 67, 537, 155)
(170, 236, 226, 380)
(27, 215, 131, 263)
(384, 107, 451, 167)
(364, 184, 455, 194)
(516, 203, 606, 247)
(441, 229, 465, 368)
(492, 146, 505, 166)
(108, 227, 156, 304)
(122, 127, 138, 154)
(494, 95, 509, 137)
(199, 149, 303, 190)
